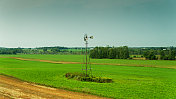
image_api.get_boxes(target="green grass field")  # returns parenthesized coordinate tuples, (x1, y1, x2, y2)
(0, 55, 176, 98)
(2, 54, 176, 68)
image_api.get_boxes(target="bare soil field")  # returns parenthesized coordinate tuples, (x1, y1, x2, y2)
(0, 75, 107, 99)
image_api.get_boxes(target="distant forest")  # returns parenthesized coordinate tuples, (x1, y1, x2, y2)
(0, 46, 176, 60)
(90, 46, 176, 60)
(0, 46, 87, 55)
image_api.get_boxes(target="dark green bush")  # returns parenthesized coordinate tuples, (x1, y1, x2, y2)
(65, 72, 112, 83)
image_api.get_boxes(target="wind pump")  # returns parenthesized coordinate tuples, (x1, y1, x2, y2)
(82, 34, 93, 76)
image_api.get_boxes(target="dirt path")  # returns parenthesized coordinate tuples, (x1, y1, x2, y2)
(0, 75, 108, 99)
(9, 57, 176, 69)
(10, 57, 81, 64)
(0, 94, 9, 99)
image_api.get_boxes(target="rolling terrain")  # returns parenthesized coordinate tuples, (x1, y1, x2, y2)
(0, 55, 176, 98)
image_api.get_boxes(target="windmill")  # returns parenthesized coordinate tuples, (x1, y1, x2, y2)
(82, 34, 93, 76)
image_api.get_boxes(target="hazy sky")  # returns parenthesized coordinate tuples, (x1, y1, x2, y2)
(0, 0, 176, 48)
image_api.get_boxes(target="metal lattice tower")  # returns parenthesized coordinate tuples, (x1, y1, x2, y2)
(82, 34, 93, 76)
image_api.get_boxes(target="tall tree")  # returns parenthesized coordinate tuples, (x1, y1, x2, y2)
(168, 50, 175, 60)
(160, 50, 165, 60)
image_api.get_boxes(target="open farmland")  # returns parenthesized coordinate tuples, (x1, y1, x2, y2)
(1, 0, 175, 98)
(2, 54, 176, 69)
(1, 55, 176, 98)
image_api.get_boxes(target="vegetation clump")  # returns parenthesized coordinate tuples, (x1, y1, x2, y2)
(65, 72, 113, 83)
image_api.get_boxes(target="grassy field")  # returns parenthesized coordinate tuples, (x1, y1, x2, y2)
(1, 54, 176, 68)
(0, 55, 176, 98)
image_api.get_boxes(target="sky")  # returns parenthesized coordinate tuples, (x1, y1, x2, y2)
(0, 0, 176, 48)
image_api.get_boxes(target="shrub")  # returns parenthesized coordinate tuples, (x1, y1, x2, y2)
(128, 57, 133, 59)
(65, 72, 112, 83)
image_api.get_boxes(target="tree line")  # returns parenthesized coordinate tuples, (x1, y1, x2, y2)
(89, 46, 129, 59)
(143, 49, 176, 60)
(0, 46, 176, 60)
(0, 47, 88, 55)
(0, 48, 23, 54)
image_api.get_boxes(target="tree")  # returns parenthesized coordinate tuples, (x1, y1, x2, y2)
(108, 48, 116, 59)
(51, 48, 60, 54)
(160, 50, 165, 60)
(168, 50, 175, 60)
(89, 46, 129, 59)
(149, 51, 156, 60)
(43, 48, 47, 52)
(143, 50, 157, 60)
(123, 46, 129, 59)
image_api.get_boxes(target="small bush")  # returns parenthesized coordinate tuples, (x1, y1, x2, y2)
(65, 72, 112, 83)
(128, 57, 133, 59)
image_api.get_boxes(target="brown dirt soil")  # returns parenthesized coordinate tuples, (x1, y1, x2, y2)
(132, 57, 146, 60)
(10, 57, 81, 64)
(0, 94, 10, 99)
(0, 75, 108, 99)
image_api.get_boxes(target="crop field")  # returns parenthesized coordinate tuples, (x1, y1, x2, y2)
(2, 54, 176, 69)
(1, 55, 176, 98)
